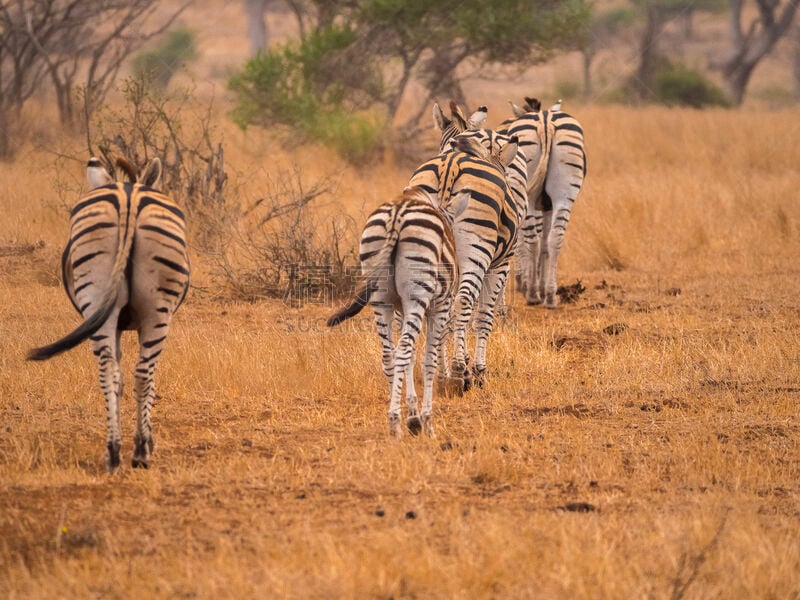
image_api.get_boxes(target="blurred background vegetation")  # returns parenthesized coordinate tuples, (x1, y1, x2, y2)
(1, 0, 798, 163)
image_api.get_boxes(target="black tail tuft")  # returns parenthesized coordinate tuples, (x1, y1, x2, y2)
(327, 282, 374, 327)
(26, 296, 116, 361)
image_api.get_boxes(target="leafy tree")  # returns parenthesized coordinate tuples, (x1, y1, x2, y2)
(0, 0, 189, 159)
(229, 0, 592, 158)
(133, 29, 197, 90)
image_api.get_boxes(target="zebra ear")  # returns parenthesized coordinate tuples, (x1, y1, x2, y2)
(550, 99, 562, 111)
(509, 101, 526, 118)
(498, 136, 519, 168)
(139, 158, 162, 187)
(447, 191, 471, 220)
(86, 157, 113, 189)
(468, 105, 487, 130)
(432, 102, 449, 131)
(449, 100, 469, 131)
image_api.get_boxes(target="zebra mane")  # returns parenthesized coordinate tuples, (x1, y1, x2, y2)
(523, 97, 542, 112)
(115, 157, 138, 182)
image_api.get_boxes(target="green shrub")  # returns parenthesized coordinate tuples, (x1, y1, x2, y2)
(132, 29, 196, 89)
(554, 79, 581, 101)
(654, 62, 730, 108)
(228, 25, 385, 163)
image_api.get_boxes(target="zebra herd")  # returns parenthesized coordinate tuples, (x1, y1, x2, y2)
(26, 97, 585, 469)
(329, 97, 586, 437)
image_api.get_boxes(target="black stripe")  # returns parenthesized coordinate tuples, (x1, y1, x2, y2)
(152, 256, 190, 275)
(138, 196, 185, 220)
(139, 224, 186, 247)
(72, 221, 116, 242)
(72, 251, 105, 269)
(402, 236, 439, 255)
(462, 217, 498, 231)
(556, 123, 584, 135)
(143, 336, 167, 349)
(71, 193, 120, 217)
(557, 141, 584, 151)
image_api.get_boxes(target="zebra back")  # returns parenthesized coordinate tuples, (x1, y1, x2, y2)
(408, 143, 519, 270)
(328, 187, 460, 327)
(28, 177, 189, 360)
(500, 106, 586, 210)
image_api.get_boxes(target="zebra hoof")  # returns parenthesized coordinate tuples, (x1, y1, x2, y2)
(407, 415, 422, 436)
(472, 367, 487, 388)
(132, 434, 152, 468)
(544, 296, 559, 309)
(388, 415, 403, 438)
(421, 414, 434, 437)
(443, 376, 465, 396)
(106, 441, 121, 473)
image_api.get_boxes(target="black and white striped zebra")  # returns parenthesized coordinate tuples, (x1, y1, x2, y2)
(327, 186, 467, 438)
(27, 157, 190, 471)
(501, 96, 587, 307)
(407, 131, 521, 392)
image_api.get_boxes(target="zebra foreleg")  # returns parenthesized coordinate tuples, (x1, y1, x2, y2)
(90, 319, 123, 472)
(373, 304, 396, 393)
(389, 315, 423, 438)
(451, 291, 478, 393)
(422, 301, 451, 436)
(543, 207, 571, 309)
(525, 211, 545, 305)
(472, 266, 510, 387)
(404, 341, 420, 436)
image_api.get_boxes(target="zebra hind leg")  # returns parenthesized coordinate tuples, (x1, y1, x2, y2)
(405, 351, 421, 436)
(132, 324, 167, 468)
(90, 321, 123, 472)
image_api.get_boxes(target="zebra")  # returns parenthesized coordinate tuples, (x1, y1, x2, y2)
(27, 156, 190, 471)
(432, 100, 530, 317)
(500, 96, 587, 307)
(327, 186, 469, 438)
(407, 130, 521, 392)
(432, 100, 487, 152)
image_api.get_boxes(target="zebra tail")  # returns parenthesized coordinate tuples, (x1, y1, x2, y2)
(327, 227, 399, 327)
(27, 187, 138, 361)
(528, 115, 556, 206)
(26, 298, 117, 360)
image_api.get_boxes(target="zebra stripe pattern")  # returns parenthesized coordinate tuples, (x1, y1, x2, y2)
(327, 186, 467, 438)
(501, 96, 587, 307)
(27, 157, 190, 471)
(407, 131, 521, 392)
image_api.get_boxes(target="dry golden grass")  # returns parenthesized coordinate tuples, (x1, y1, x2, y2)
(1, 104, 799, 599)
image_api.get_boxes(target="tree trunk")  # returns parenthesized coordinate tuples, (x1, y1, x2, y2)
(582, 48, 594, 100)
(794, 26, 800, 99)
(244, 0, 268, 55)
(633, 4, 663, 100)
(0, 108, 11, 160)
(723, 58, 759, 104)
(721, 0, 799, 105)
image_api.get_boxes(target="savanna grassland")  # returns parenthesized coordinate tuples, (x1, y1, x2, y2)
(1, 101, 799, 599)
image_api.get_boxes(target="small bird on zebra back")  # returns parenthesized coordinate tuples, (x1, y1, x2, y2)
(327, 186, 469, 438)
(27, 156, 190, 472)
(501, 96, 587, 308)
